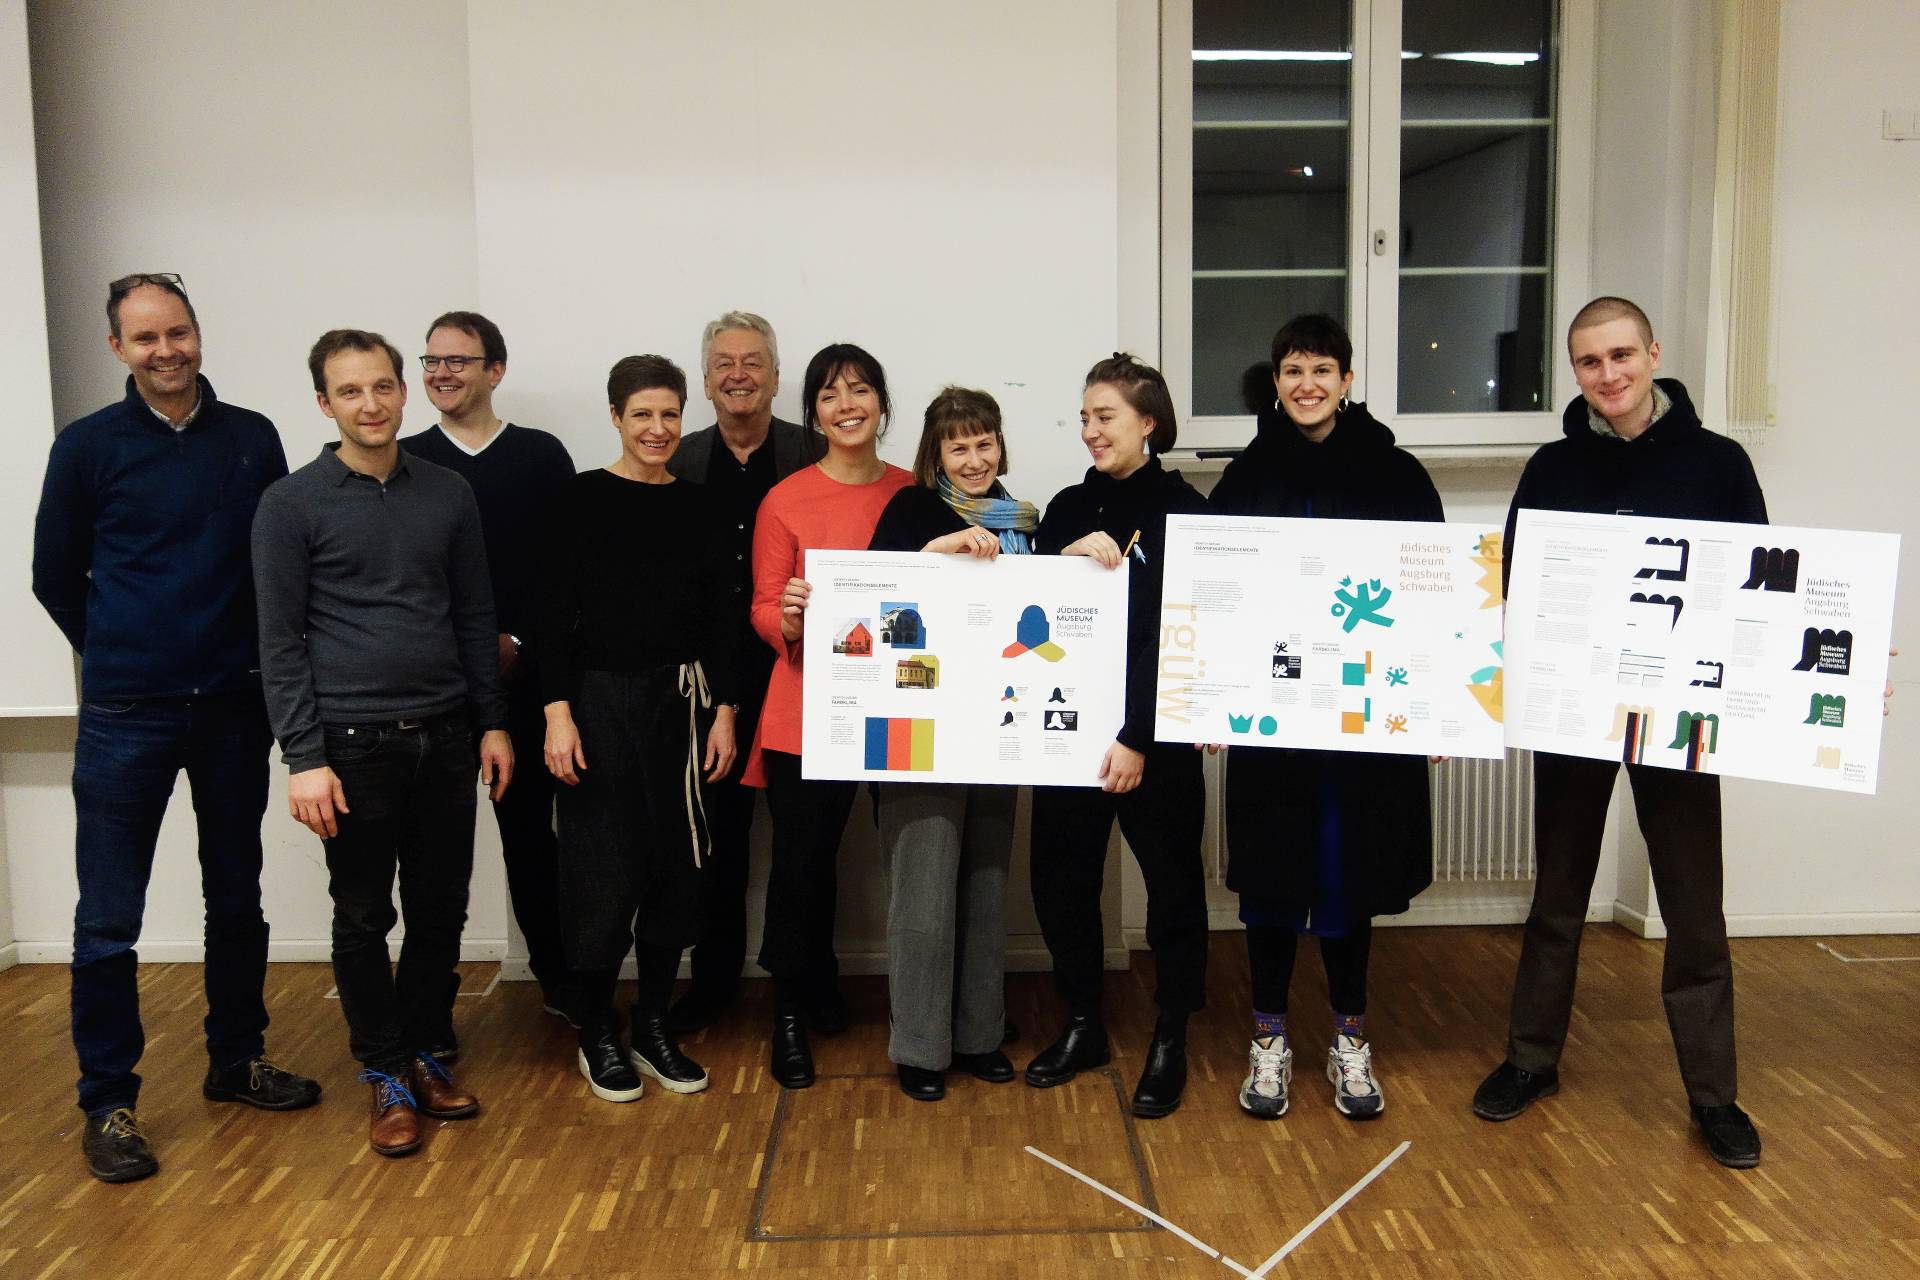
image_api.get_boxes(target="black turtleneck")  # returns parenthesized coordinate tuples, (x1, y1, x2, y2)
(1036, 456, 1207, 751)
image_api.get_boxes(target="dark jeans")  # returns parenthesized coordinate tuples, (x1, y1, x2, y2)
(70, 691, 273, 1116)
(1028, 744, 1208, 1020)
(489, 683, 568, 991)
(685, 689, 765, 997)
(756, 749, 857, 1002)
(1507, 751, 1736, 1106)
(1246, 921, 1372, 1017)
(322, 712, 477, 1076)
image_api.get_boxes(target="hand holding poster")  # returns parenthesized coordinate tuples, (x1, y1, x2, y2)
(1504, 510, 1900, 793)
(1155, 514, 1507, 758)
(801, 551, 1129, 785)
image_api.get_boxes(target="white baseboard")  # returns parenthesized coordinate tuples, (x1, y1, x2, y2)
(12, 939, 509, 965)
(0, 942, 18, 973)
(1613, 906, 1920, 940)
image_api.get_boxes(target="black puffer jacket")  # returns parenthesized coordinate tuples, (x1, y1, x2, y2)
(1210, 402, 1442, 917)
(1502, 379, 1769, 591)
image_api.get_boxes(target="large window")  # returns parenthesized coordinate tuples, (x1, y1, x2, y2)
(1163, 0, 1593, 452)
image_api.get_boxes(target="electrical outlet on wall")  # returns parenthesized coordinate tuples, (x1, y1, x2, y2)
(1882, 109, 1919, 141)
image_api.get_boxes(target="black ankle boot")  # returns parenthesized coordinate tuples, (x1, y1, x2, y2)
(896, 1063, 945, 1101)
(769, 1005, 815, 1090)
(1023, 1014, 1110, 1088)
(629, 1011, 709, 1094)
(1131, 1025, 1188, 1118)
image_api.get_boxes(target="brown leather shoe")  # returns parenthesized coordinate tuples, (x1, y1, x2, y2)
(409, 1053, 479, 1119)
(366, 1072, 421, 1157)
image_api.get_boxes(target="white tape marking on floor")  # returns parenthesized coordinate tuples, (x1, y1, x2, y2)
(1816, 942, 1920, 964)
(1023, 1145, 1254, 1277)
(1247, 1139, 1412, 1278)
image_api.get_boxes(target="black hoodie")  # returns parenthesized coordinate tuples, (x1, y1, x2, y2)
(1037, 456, 1208, 752)
(1210, 399, 1443, 523)
(1502, 378, 1768, 590)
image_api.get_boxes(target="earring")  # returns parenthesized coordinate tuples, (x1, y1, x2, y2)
(1338, 394, 1350, 412)
(1273, 396, 1281, 411)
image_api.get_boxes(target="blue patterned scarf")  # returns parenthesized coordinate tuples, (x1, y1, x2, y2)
(936, 474, 1038, 555)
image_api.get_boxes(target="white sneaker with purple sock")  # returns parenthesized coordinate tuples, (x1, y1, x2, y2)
(1326, 1033, 1383, 1119)
(1239, 1036, 1292, 1119)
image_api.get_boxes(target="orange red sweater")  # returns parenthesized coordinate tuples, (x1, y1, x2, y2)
(744, 462, 912, 785)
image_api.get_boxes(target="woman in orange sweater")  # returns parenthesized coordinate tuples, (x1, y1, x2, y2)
(746, 343, 911, 1089)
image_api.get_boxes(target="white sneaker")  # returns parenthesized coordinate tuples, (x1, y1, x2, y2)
(1238, 1036, 1292, 1119)
(1326, 1033, 1383, 1119)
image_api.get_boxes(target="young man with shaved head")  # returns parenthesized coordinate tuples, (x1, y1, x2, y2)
(1474, 297, 1769, 1168)
(33, 274, 319, 1184)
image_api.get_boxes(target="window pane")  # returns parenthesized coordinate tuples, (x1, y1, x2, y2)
(1193, 0, 1351, 417)
(1397, 273, 1549, 414)
(1194, 276, 1346, 419)
(1398, 0, 1555, 414)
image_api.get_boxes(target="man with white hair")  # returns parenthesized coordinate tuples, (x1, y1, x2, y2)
(665, 312, 819, 1030)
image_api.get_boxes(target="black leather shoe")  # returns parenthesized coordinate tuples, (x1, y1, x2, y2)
(630, 1011, 710, 1094)
(1130, 1033, 1187, 1118)
(770, 1007, 815, 1090)
(1691, 1102, 1761, 1168)
(667, 982, 737, 1035)
(576, 1022, 644, 1103)
(803, 985, 851, 1035)
(1472, 1061, 1559, 1121)
(952, 1048, 1016, 1084)
(82, 1107, 158, 1183)
(202, 1056, 322, 1111)
(897, 1064, 946, 1101)
(1023, 1015, 1111, 1088)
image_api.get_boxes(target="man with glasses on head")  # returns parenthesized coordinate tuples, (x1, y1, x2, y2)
(662, 311, 818, 1031)
(403, 312, 579, 1048)
(32, 273, 321, 1185)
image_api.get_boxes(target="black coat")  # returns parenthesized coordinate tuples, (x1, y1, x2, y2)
(1037, 457, 1208, 753)
(1209, 402, 1442, 917)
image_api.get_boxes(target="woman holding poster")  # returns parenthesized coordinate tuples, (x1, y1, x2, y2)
(747, 344, 912, 1091)
(1209, 314, 1443, 1122)
(1024, 354, 1211, 1119)
(866, 387, 1039, 1101)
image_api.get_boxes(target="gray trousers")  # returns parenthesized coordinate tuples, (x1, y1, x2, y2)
(876, 782, 1014, 1069)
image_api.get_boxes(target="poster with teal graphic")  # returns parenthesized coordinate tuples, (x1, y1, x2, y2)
(1505, 511, 1900, 794)
(1155, 515, 1506, 758)
(801, 550, 1129, 785)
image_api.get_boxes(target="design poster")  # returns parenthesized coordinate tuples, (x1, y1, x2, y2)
(801, 551, 1130, 785)
(1155, 515, 1507, 758)
(1505, 510, 1900, 793)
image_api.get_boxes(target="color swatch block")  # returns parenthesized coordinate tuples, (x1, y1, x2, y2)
(863, 717, 935, 771)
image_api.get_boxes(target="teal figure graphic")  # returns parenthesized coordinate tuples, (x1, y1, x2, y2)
(1385, 666, 1409, 687)
(1331, 576, 1395, 632)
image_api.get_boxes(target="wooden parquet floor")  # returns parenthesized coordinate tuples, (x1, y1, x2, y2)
(1, 926, 1916, 1278)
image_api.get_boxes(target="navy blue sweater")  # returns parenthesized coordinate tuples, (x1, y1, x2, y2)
(32, 376, 289, 698)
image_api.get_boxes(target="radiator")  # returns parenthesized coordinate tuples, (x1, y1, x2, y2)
(1430, 749, 1536, 881)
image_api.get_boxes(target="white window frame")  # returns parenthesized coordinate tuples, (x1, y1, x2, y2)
(1160, 0, 1596, 458)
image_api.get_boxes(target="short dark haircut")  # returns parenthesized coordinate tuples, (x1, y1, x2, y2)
(1269, 313, 1353, 376)
(607, 354, 687, 410)
(912, 386, 1008, 489)
(107, 273, 198, 339)
(1568, 295, 1654, 351)
(425, 310, 507, 366)
(308, 329, 405, 395)
(802, 343, 892, 439)
(1084, 352, 1178, 454)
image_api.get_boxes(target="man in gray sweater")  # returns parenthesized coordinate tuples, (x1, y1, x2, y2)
(252, 329, 512, 1158)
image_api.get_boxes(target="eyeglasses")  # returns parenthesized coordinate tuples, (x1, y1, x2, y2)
(108, 272, 184, 298)
(420, 355, 485, 372)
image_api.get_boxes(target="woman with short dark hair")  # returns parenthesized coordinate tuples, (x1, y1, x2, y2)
(866, 387, 1039, 1100)
(1023, 354, 1211, 1119)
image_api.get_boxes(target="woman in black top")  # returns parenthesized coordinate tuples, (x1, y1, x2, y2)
(867, 387, 1039, 1101)
(541, 355, 739, 1105)
(1209, 314, 1442, 1123)
(1024, 354, 1210, 1119)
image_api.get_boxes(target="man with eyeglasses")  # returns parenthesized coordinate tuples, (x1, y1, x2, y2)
(662, 311, 819, 1031)
(32, 273, 321, 1185)
(402, 312, 580, 1049)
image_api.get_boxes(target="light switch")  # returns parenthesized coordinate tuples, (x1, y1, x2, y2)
(1883, 109, 1920, 141)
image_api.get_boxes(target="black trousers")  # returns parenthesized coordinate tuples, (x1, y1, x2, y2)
(685, 677, 768, 997)
(490, 681, 569, 991)
(1246, 921, 1371, 1017)
(756, 749, 857, 1002)
(321, 711, 476, 1075)
(1028, 744, 1208, 1020)
(556, 668, 710, 995)
(1507, 751, 1736, 1106)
